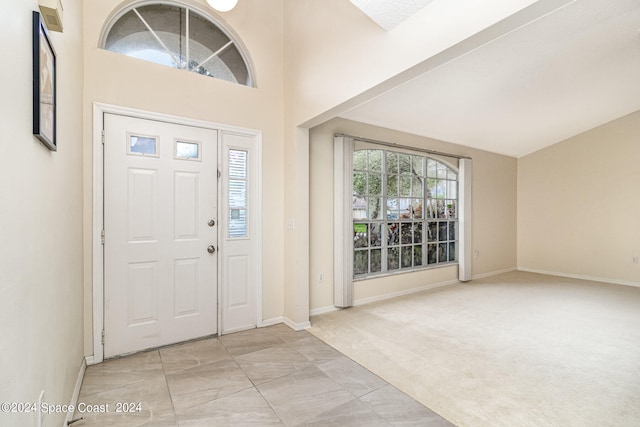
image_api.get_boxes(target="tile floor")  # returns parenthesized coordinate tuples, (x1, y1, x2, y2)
(72, 324, 454, 426)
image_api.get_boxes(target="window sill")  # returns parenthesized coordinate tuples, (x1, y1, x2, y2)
(353, 262, 458, 282)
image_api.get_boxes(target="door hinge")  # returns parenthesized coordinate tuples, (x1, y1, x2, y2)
(101, 229, 105, 245)
(101, 330, 105, 345)
(101, 129, 105, 144)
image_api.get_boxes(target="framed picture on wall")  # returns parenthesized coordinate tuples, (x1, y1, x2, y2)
(32, 11, 57, 151)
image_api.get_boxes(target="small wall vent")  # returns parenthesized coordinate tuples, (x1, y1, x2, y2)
(38, 0, 63, 32)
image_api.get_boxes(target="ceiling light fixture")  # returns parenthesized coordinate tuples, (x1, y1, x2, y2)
(206, 0, 238, 12)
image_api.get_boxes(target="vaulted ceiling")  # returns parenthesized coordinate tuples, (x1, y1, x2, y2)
(342, 0, 640, 158)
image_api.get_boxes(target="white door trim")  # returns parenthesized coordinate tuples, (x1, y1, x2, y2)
(92, 102, 263, 363)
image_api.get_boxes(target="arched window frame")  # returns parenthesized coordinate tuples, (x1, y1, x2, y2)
(333, 135, 472, 308)
(351, 145, 460, 278)
(99, 0, 257, 87)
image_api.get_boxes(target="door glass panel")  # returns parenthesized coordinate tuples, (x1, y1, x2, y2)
(229, 150, 247, 178)
(229, 180, 246, 208)
(229, 209, 247, 238)
(176, 141, 200, 159)
(128, 135, 158, 156)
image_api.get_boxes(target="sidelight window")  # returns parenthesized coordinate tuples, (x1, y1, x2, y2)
(228, 149, 248, 238)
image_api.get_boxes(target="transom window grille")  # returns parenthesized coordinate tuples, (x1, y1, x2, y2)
(102, 2, 254, 86)
(353, 148, 458, 277)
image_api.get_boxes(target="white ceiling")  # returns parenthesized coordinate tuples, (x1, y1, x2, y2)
(341, 0, 640, 158)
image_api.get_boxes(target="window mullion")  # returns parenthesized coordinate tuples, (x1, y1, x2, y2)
(194, 41, 234, 70)
(381, 150, 388, 273)
(132, 8, 182, 67)
(185, 8, 190, 69)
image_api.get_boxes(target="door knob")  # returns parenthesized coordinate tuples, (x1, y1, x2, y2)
(207, 245, 216, 254)
(208, 219, 215, 227)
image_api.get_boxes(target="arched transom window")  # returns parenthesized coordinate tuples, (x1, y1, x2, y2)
(102, 2, 254, 87)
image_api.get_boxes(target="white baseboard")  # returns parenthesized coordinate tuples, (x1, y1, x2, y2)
(284, 317, 311, 331)
(310, 305, 342, 317)
(517, 267, 640, 288)
(65, 358, 87, 426)
(310, 270, 523, 316)
(353, 279, 460, 307)
(472, 267, 517, 280)
(260, 316, 284, 327)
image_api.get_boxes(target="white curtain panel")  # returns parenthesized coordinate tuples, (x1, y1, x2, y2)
(458, 158, 473, 281)
(333, 135, 355, 307)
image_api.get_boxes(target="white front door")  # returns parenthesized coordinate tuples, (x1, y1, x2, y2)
(103, 114, 218, 357)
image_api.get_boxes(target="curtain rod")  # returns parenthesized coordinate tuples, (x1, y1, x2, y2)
(335, 133, 471, 160)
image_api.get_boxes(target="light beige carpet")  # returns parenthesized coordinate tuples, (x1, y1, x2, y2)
(309, 271, 640, 427)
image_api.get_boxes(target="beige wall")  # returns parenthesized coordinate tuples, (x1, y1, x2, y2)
(82, 0, 286, 353)
(310, 118, 517, 311)
(518, 110, 640, 285)
(0, 1, 84, 426)
(283, 0, 540, 126)
(282, 0, 541, 324)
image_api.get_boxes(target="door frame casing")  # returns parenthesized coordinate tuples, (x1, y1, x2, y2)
(91, 103, 263, 364)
